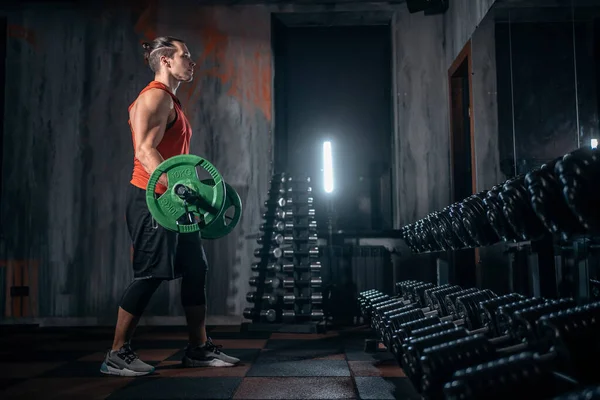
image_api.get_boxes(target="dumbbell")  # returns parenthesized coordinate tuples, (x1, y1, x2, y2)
(443, 351, 580, 400)
(552, 385, 600, 400)
(360, 291, 399, 317)
(361, 281, 426, 319)
(398, 297, 568, 380)
(376, 284, 460, 343)
(417, 300, 598, 399)
(398, 296, 573, 390)
(387, 289, 507, 363)
(358, 291, 390, 316)
(371, 282, 441, 328)
(365, 285, 506, 352)
(384, 288, 499, 352)
(375, 285, 478, 339)
(373, 286, 510, 354)
(387, 291, 516, 361)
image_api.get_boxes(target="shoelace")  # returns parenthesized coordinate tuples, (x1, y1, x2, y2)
(119, 344, 139, 363)
(204, 339, 223, 354)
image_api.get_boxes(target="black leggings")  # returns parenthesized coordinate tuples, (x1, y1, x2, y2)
(120, 274, 207, 317)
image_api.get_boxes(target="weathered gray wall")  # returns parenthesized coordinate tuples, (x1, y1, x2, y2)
(391, 0, 496, 283)
(0, 0, 499, 323)
(392, 0, 496, 228)
(470, 13, 510, 293)
(0, 1, 272, 323)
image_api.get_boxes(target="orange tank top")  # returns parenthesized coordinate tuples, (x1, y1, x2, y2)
(129, 81, 192, 194)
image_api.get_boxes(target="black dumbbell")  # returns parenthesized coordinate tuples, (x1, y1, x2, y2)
(381, 291, 523, 361)
(398, 296, 550, 374)
(359, 291, 391, 312)
(417, 300, 597, 399)
(525, 155, 586, 241)
(364, 282, 430, 323)
(382, 288, 497, 350)
(396, 280, 425, 296)
(478, 293, 527, 335)
(442, 351, 579, 400)
(552, 385, 600, 400)
(399, 297, 572, 391)
(379, 285, 469, 345)
(385, 288, 495, 353)
(387, 289, 504, 359)
(441, 300, 585, 400)
(373, 282, 442, 328)
(390, 290, 504, 365)
(555, 146, 600, 234)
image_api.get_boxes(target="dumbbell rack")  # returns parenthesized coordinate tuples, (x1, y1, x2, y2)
(359, 281, 600, 399)
(400, 146, 600, 303)
(241, 173, 326, 333)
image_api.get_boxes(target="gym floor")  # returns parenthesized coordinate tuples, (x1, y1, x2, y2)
(0, 324, 421, 399)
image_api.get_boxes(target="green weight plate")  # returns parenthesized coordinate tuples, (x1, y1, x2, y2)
(200, 179, 243, 239)
(146, 155, 226, 233)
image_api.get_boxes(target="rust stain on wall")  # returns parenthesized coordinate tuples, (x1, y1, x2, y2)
(8, 25, 37, 49)
(133, 0, 158, 44)
(129, 4, 271, 121)
(181, 24, 272, 122)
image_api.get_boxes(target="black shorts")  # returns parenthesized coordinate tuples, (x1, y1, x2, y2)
(126, 184, 209, 280)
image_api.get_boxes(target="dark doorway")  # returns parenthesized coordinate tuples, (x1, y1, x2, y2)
(272, 19, 393, 234)
(448, 41, 478, 288)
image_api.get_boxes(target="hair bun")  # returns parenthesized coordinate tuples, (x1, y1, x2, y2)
(142, 42, 151, 50)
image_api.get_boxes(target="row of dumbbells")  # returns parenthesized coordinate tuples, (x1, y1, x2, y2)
(402, 146, 600, 253)
(243, 307, 325, 323)
(359, 280, 600, 400)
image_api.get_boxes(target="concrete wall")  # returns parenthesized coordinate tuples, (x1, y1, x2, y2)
(391, 0, 496, 283)
(0, 1, 272, 324)
(392, 0, 496, 228)
(0, 0, 498, 322)
(470, 14, 511, 293)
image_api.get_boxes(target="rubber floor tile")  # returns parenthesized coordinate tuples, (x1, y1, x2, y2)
(345, 349, 395, 362)
(256, 348, 346, 362)
(106, 376, 242, 399)
(348, 361, 406, 377)
(37, 340, 112, 352)
(155, 361, 250, 377)
(0, 378, 26, 390)
(269, 332, 340, 340)
(207, 331, 272, 340)
(77, 348, 180, 362)
(135, 348, 182, 361)
(127, 339, 189, 349)
(135, 332, 190, 341)
(166, 348, 261, 364)
(78, 352, 110, 362)
(139, 339, 266, 349)
(209, 325, 242, 332)
(265, 338, 344, 351)
(137, 331, 271, 341)
(38, 361, 160, 378)
(354, 377, 421, 400)
(0, 362, 66, 379)
(246, 360, 351, 377)
(233, 377, 356, 399)
(0, 333, 69, 346)
(0, 350, 94, 362)
(206, 339, 268, 349)
(0, 377, 135, 400)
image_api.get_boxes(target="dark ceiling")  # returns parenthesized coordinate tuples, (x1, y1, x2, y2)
(192, 0, 406, 4)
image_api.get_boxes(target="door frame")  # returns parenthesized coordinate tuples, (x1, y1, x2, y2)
(448, 40, 476, 200)
(448, 40, 481, 286)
